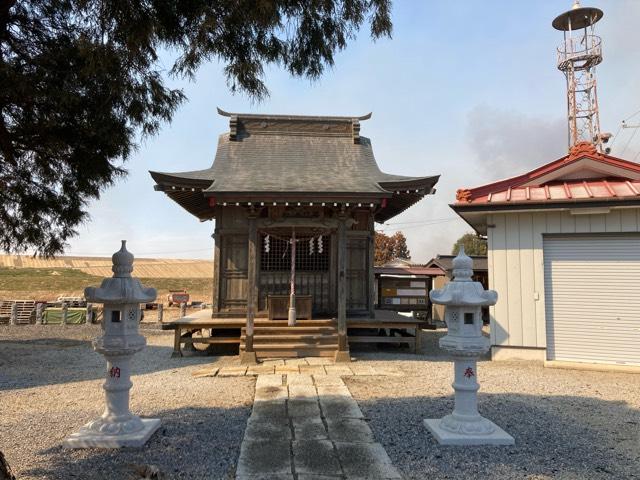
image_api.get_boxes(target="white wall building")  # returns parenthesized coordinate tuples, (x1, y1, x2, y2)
(453, 143, 640, 367)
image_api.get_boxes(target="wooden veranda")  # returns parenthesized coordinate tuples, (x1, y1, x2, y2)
(164, 309, 428, 359)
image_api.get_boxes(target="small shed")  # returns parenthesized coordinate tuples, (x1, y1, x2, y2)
(452, 142, 640, 367)
(373, 259, 444, 316)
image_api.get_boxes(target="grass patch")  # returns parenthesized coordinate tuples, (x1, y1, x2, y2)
(0, 267, 212, 301)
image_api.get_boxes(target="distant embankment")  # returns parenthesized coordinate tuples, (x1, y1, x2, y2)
(0, 255, 213, 279)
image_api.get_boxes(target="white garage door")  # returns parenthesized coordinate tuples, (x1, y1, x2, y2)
(543, 234, 640, 366)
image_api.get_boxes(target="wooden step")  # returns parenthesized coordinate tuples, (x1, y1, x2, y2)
(253, 319, 336, 327)
(241, 334, 338, 343)
(243, 326, 337, 334)
(240, 319, 338, 359)
(251, 348, 336, 358)
(245, 348, 338, 359)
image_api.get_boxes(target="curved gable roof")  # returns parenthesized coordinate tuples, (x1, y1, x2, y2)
(150, 110, 439, 222)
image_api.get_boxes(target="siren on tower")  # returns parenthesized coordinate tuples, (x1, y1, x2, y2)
(553, 0, 612, 153)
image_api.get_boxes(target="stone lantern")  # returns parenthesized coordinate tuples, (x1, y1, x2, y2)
(424, 247, 514, 445)
(65, 241, 160, 448)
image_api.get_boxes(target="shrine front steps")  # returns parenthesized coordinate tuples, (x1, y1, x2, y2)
(240, 320, 339, 359)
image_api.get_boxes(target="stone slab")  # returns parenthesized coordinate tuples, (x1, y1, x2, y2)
(261, 359, 285, 366)
(236, 475, 294, 480)
(326, 418, 374, 443)
(255, 386, 288, 402)
(424, 418, 515, 446)
(245, 417, 292, 441)
(316, 385, 351, 398)
(292, 440, 342, 476)
(218, 366, 248, 377)
(334, 442, 402, 479)
(297, 476, 343, 480)
(292, 416, 328, 440)
(64, 418, 161, 449)
(286, 374, 313, 385)
(288, 385, 317, 399)
(305, 357, 334, 365)
(324, 365, 353, 376)
(256, 374, 283, 389)
(288, 399, 321, 418)
(298, 365, 328, 375)
(333, 350, 352, 363)
(240, 351, 258, 365)
(318, 397, 363, 419)
(247, 365, 276, 375)
(312, 376, 345, 387)
(251, 400, 288, 421)
(236, 440, 292, 477)
(191, 367, 219, 378)
(285, 358, 309, 366)
(275, 365, 301, 374)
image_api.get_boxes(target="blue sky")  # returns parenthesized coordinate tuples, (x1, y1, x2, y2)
(65, 0, 640, 263)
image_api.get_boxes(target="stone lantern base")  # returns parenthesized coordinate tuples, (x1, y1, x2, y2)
(424, 418, 514, 446)
(65, 418, 161, 449)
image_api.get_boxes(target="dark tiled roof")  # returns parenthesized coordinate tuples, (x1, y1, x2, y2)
(426, 255, 488, 272)
(150, 110, 439, 222)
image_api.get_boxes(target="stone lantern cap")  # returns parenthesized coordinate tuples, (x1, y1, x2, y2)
(430, 247, 497, 307)
(84, 241, 156, 304)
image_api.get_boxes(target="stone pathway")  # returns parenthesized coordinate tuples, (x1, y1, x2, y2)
(235, 373, 402, 480)
(191, 358, 404, 379)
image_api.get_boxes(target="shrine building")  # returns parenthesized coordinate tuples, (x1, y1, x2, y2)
(150, 109, 439, 362)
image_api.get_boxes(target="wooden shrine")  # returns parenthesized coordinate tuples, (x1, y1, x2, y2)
(151, 109, 439, 362)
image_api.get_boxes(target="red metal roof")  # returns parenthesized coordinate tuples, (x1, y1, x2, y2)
(373, 266, 445, 276)
(455, 142, 640, 206)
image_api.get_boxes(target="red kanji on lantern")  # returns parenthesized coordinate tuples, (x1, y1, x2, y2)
(109, 367, 121, 378)
(464, 367, 474, 378)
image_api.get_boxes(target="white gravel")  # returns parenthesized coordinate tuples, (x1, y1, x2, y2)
(2, 327, 639, 479)
(347, 332, 640, 480)
(0, 325, 254, 480)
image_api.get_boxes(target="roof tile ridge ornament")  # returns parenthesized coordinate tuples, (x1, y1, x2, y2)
(352, 119, 361, 144)
(567, 141, 603, 161)
(456, 188, 473, 202)
(229, 114, 238, 141)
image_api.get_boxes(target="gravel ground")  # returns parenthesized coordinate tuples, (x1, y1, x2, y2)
(0, 325, 254, 480)
(2, 326, 639, 480)
(347, 332, 640, 480)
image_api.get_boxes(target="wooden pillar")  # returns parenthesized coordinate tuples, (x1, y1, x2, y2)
(241, 211, 258, 364)
(335, 212, 351, 362)
(157, 303, 163, 323)
(179, 302, 186, 318)
(211, 221, 221, 316)
(86, 303, 93, 325)
(172, 325, 183, 357)
(35, 303, 44, 325)
(61, 302, 68, 325)
(367, 215, 376, 318)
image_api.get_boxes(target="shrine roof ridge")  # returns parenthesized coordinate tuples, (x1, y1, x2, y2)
(216, 107, 372, 122)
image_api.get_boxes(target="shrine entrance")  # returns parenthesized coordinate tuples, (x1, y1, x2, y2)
(258, 228, 333, 317)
